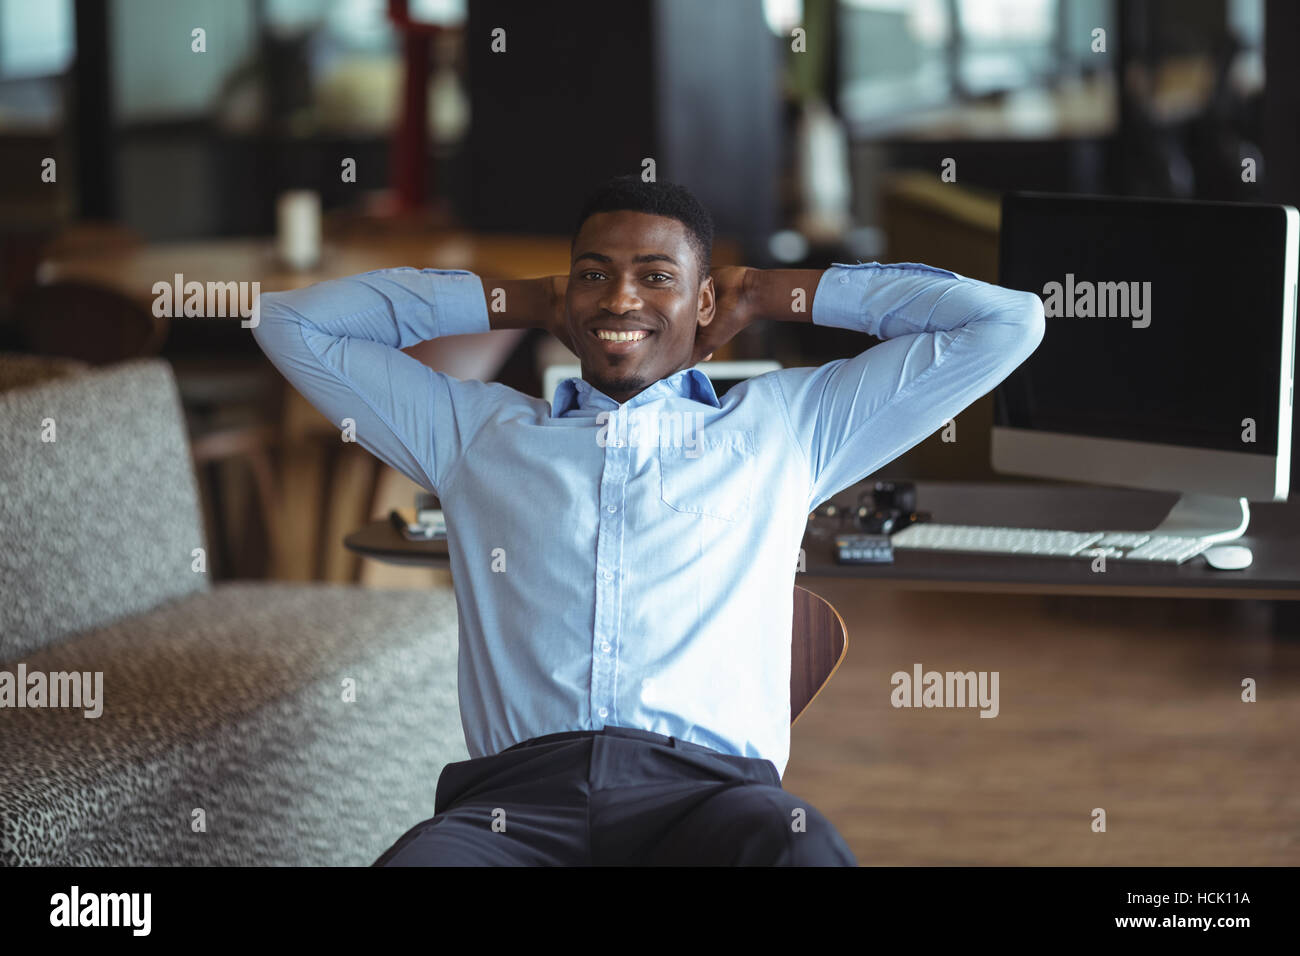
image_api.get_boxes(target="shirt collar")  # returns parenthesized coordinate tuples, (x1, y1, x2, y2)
(550, 366, 721, 417)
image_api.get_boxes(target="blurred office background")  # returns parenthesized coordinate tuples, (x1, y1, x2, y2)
(0, 0, 1294, 583)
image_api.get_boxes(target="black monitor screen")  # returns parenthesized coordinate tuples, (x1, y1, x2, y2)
(996, 193, 1292, 458)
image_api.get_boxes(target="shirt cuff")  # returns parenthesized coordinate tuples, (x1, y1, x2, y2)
(811, 263, 875, 332)
(811, 261, 965, 333)
(428, 269, 491, 338)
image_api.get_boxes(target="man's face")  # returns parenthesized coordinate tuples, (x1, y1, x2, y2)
(566, 210, 714, 404)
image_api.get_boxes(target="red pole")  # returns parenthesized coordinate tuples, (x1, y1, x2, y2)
(387, 0, 439, 214)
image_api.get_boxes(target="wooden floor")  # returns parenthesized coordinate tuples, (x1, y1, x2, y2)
(786, 579, 1300, 865)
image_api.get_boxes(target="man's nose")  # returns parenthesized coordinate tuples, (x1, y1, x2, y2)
(600, 277, 643, 315)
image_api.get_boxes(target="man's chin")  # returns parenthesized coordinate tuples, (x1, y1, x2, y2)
(590, 375, 649, 396)
(582, 363, 653, 397)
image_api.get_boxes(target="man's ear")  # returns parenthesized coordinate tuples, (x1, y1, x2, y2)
(696, 275, 716, 328)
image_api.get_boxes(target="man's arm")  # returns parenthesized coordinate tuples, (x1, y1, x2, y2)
(252, 267, 527, 495)
(711, 261, 1045, 509)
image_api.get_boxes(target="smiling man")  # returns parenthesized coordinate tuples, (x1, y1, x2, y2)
(561, 190, 718, 402)
(252, 175, 1045, 866)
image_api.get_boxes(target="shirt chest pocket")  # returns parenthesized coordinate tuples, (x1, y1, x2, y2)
(658, 429, 755, 521)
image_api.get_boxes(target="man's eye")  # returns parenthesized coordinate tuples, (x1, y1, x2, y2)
(579, 270, 670, 282)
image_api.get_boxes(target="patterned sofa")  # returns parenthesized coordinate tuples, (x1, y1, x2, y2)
(0, 354, 468, 865)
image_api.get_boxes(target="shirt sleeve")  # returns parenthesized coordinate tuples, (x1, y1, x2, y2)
(769, 261, 1046, 510)
(251, 267, 495, 495)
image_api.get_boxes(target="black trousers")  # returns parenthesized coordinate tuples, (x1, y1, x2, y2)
(372, 725, 857, 866)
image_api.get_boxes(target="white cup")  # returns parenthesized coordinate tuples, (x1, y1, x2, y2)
(276, 190, 321, 270)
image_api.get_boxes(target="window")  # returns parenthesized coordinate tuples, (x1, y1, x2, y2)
(838, 0, 951, 123)
(837, 0, 1118, 134)
(955, 0, 1056, 95)
(0, 0, 74, 79)
(0, 0, 74, 130)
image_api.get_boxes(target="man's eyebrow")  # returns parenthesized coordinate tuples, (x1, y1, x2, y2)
(573, 252, 681, 267)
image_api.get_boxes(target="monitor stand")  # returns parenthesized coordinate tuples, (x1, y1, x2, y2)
(1150, 493, 1250, 544)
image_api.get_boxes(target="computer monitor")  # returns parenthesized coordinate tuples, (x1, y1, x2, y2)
(993, 191, 1297, 541)
(542, 360, 783, 407)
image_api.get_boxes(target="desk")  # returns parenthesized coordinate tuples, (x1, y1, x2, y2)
(804, 481, 1300, 601)
(346, 520, 450, 568)
(39, 231, 574, 409)
(347, 479, 1300, 602)
(40, 233, 573, 295)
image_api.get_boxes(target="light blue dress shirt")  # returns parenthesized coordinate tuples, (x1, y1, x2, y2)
(252, 261, 1044, 778)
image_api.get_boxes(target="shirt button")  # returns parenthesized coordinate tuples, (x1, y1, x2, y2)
(607, 504, 617, 513)
(601, 642, 611, 653)
(602, 570, 613, 581)
(598, 707, 608, 718)
(839, 275, 849, 284)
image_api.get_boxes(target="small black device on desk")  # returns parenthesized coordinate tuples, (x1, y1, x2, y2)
(856, 480, 928, 535)
(834, 533, 894, 564)
(812, 480, 929, 564)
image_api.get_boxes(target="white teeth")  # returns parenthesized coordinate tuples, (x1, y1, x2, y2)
(596, 330, 649, 342)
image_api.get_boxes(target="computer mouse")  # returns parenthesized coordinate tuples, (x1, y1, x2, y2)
(1202, 545, 1253, 570)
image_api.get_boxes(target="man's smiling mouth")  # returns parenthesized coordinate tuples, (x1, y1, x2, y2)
(594, 329, 651, 342)
(590, 328, 655, 355)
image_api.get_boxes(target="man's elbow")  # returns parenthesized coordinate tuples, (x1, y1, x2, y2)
(974, 289, 1045, 378)
(250, 290, 293, 346)
(1008, 290, 1045, 357)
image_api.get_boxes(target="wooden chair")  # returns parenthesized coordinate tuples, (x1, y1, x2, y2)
(6, 279, 167, 365)
(790, 585, 848, 725)
(189, 417, 284, 580)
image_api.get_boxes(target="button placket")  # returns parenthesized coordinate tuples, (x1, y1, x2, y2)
(591, 431, 627, 726)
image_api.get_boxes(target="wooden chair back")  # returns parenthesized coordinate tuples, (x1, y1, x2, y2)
(8, 279, 166, 365)
(791, 585, 848, 725)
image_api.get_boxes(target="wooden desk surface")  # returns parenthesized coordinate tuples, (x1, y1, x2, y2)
(346, 480, 1300, 600)
(346, 520, 450, 568)
(40, 232, 577, 298)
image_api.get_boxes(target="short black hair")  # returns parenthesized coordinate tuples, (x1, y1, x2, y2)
(572, 174, 714, 282)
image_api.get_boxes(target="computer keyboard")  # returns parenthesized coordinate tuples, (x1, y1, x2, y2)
(888, 523, 1215, 564)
